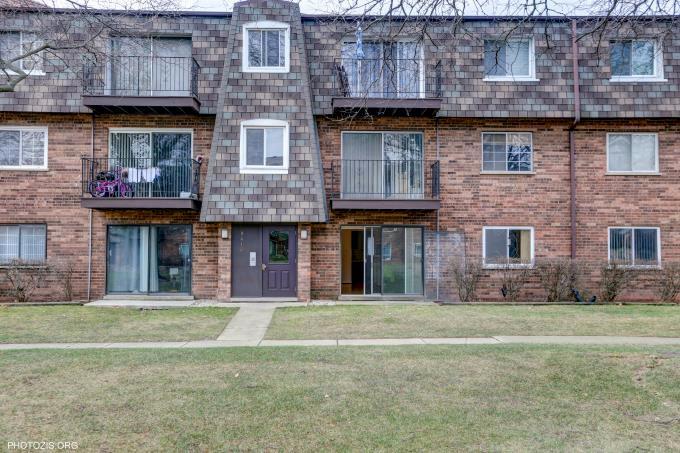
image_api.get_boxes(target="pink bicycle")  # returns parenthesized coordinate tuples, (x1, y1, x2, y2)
(88, 166, 134, 198)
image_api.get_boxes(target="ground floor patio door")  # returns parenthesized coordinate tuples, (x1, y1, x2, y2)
(106, 224, 192, 294)
(341, 226, 423, 296)
(232, 225, 297, 298)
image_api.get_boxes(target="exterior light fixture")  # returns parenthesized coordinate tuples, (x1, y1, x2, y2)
(221, 228, 229, 239)
(300, 229, 308, 240)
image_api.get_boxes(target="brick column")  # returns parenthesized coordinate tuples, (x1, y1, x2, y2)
(216, 223, 231, 301)
(298, 223, 312, 302)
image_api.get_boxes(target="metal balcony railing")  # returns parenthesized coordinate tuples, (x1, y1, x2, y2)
(81, 157, 202, 199)
(83, 56, 200, 97)
(334, 59, 442, 99)
(330, 159, 440, 200)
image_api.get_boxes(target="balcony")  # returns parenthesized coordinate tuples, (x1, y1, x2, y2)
(80, 157, 202, 210)
(329, 159, 440, 210)
(333, 58, 442, 116)
(82, 56, 201, 114)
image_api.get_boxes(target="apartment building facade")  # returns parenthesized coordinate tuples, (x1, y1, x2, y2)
(1, 0, 679, 302)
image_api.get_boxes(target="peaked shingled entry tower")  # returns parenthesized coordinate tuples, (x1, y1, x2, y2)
(200, 0, 327, 223)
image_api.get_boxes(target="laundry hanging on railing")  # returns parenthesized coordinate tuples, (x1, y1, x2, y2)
(127, 167, 160, 183)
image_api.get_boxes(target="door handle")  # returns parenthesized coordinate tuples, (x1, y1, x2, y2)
(261, 263, 267, 271)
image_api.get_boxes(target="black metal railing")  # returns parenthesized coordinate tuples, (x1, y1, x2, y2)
(81, 157, 202, 199)
(83, 56, 200, 97)
(329, 159, 440, 200)
(334, 59, 442, 99)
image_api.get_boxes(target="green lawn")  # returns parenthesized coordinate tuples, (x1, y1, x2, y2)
(0, 306, 236, 343)
(266, 304, 680, 340)
(1, 346, 678, 451)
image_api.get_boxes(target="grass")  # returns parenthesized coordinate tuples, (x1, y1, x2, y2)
(0, 306, 237, 343)
(266, 304, 680, 340)
(0, 345, 679, 451)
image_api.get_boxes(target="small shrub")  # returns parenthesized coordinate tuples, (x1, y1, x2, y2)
(599, 261, 636, 303)
(53, 259, 76, 301)
(535, 258, 580, 302)
(451, 257, 483, 302)
(498, 260, 532, 302)
(1, 259, 50, 303)
(655, 262, 680, 304)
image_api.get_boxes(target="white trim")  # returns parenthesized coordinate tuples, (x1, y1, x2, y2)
(107, 128, 194, 159)
(483, 37, 538, 82)
(609, 39, 665, 82)
(0, 126, 48, 171)
(481, 131, 534, 173)
(605, 132, 659, 174)
(239, 119, 289, 174)
(607, 226, 661, 268)
(242, 21, 290, 73)
(482, 226, 535, 269)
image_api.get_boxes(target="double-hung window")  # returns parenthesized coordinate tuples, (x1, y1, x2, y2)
(483, 38, 535, 81)
(0, 126, 48, 170)
(607, 133, 658, 173)
(240, 119, 289, 174)
(482, 132, 532, 172)
(243, 22, 290, 73)
(610, 39, 664, 81)
(0, 31, 44, 74)
(609, 227, 660, 267)
(0, 224, 46, 264)
(483, 227, 534, 267)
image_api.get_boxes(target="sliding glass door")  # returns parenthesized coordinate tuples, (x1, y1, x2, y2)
(107, 225, 192, 294)
(341, 226, 423, 296)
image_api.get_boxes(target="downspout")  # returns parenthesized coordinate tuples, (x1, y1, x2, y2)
(87, 113, 94, 301)
(435, 117, 441, 302)
(569, 19, 581, 260)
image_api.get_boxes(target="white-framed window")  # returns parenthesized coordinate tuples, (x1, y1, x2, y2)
(0, 224, 46, 264)
(242, 21, 290, 73)
(483, 38, 536, 81)
(0, 31, 44, 75)
(610, 39, 664, 81)
(608, 227, 660, 267)
(0, 126, 48, 170)
(482, 132, 533, 173)
(483, 227, 534, 268)
(239, 119, 289, 174)
(606, 133, 658, 174)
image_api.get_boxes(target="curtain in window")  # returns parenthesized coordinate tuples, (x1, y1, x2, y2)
(610, 228, 633, 264)
(153, 133, 192, 197)
(383, 133, 423, 198)
(153, 38, 192, 96)
(341, 133, 382, 198)
(20, 225, 46, 262)
(608, 134, 632, 171)
(631, 135, 656, 171)
(110, 37, 152, 95)
(635, 229, 658, 264)
(0, 225, 20, 263)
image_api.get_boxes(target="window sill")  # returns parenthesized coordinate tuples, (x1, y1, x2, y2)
(0, 166, 48, 171)
(240, 167, 289, 175)
(608, 264, 661, 270)
(483, 77, 539, 83)
(480, 171, 535, 175)
(242, 66, 290, 74)
(0, 263, 48, 269)
(483, 264, 535, 270)
(609, 76, 667, 83)
(606, 171, 660, 176)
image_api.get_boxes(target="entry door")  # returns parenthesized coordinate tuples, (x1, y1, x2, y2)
(231, 225, 297, 298)
(262, 225, 297, 297)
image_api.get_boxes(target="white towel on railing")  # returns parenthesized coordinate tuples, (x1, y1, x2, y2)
(127, 167, 160, 183)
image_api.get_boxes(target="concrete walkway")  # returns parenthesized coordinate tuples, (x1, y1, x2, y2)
(215, 304, 277, 345)
(2, 336, 680, 351)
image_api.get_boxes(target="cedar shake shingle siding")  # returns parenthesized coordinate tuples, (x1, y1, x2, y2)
(200, 0, 327, 223)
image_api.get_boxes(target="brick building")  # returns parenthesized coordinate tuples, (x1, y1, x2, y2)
(1, 0, 678, 302)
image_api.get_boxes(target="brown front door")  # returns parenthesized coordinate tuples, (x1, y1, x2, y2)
(231, 225, 297, 298)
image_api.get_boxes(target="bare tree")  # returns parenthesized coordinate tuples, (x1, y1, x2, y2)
(0, 0, 183, 92)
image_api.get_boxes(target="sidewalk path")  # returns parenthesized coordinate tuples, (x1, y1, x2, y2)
(2, 336, 680, 351)
(215, 304, 277, 345)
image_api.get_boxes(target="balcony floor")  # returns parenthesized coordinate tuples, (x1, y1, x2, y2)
(81, 197, 201, 210)
(330, 198, 440, 210)
(332, 97, 442, 116)
(82, 95, 201, 114)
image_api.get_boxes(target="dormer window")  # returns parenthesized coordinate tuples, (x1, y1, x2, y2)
(0, 31, 44, 75)
(242, 21, 290, 73)
(610, 39, 664, 81)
